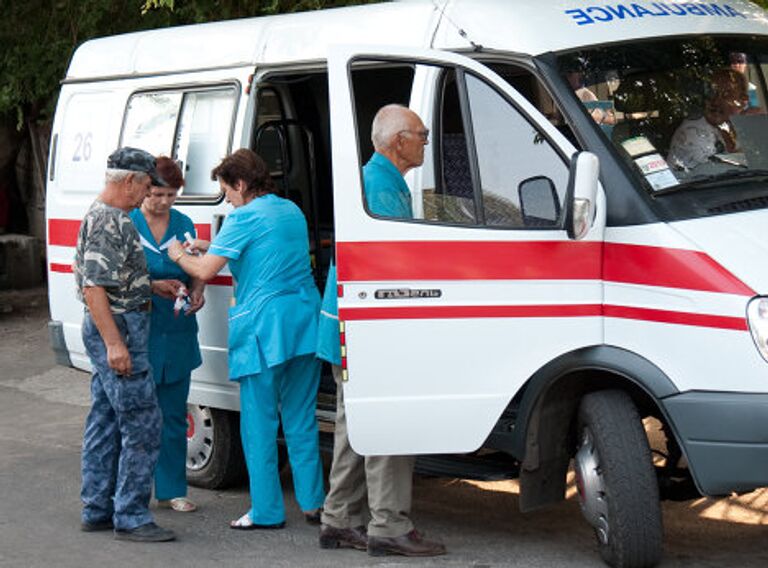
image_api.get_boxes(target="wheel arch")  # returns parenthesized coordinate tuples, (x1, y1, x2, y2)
(512, 345, 680, 512)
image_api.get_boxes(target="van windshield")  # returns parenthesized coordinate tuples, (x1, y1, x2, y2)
(557, 36, 768, 198)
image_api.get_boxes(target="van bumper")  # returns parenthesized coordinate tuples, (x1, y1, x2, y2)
(48, 320, 73, 367)
(663, 391, 768, 496)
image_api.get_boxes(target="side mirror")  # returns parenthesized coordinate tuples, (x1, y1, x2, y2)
(565, 151, 599, 240)
(518, 176, 561, 227)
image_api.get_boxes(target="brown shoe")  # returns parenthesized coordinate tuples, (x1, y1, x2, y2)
(367, 529, 446, 557)
(319, 524, 367, 551)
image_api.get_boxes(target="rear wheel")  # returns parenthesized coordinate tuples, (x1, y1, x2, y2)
(186, 405, 246, 489)
(574, 390, 663, 568)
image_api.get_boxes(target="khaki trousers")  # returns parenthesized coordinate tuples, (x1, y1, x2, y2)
(321, 366, 415, 538)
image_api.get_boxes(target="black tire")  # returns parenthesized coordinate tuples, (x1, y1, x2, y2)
(186, 406, 246, 489)
(574, 390, 663, 568)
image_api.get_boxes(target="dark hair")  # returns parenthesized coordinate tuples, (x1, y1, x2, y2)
(210, 149, 275, 197)
(729, 52, 747, 65)
(155, 156, 184, 189)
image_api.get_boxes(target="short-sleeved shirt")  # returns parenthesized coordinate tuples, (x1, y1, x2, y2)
(363, 152, 413, 218)
(74, 199, 150, 314)
(129, 208, 202, 384)
(667, 116, 727, 170)
(209, 194, 320, 380)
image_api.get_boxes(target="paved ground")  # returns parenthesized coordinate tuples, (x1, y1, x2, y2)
(1, 287, 768, 567)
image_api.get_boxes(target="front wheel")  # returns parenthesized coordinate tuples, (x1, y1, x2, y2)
(574, 390, 663, 568)
(186, 405, 246, 489)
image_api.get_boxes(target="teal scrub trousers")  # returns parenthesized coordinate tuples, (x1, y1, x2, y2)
(239, 353, 325, 525)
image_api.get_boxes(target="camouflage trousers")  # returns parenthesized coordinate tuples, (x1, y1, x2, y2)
(80, 310, 162, 530)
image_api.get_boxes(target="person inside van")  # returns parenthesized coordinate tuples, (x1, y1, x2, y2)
(167, 149, 325, 530)
(565, 68, 616, 129)
(363, 103, 428, 218)
(667, 68, 749, 172)
(729, 52, 760, 110)
(128, 157, 205, 514)
(317, 105, 446, 558)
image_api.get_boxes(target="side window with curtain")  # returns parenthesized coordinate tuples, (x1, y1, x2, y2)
(121, 85, 238, 199)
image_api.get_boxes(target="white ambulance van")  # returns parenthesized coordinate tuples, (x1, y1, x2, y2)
(46, 1, 768, 566)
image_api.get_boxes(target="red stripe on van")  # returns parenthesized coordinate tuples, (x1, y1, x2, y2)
(339, 303, 746, 331)
(603, 305, 748, 331)
(209, 275, 233, 286)
(48, 219, 81, 247)
(194, 224, 211, 240)
(48, 220, 212, 246)
(603, 242, 754, 296)
(336, 240, 753, 296)
(50, 263, 73, 273)
(337, 241, 602, 281)
(339, 304, 603, 321)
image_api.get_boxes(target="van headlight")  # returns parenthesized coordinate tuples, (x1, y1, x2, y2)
(747, 297, 768, 363)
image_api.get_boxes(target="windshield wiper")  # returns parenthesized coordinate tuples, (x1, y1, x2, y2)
(657, 169, 768, 194)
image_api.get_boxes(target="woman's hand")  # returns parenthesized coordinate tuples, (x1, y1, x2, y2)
(151, 279, 184, 300)
(187, 280, 206, 315)
(186, 238, 210, 254)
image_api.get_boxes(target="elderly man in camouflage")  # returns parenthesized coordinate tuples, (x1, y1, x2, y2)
(74, 147, 175, 542)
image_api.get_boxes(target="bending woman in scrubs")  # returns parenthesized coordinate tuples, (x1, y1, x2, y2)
(129, 157, 205, 513)
(167, 149, 324, 529)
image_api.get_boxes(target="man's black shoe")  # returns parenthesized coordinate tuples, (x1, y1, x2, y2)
(81, 519, 114, 532)
(114, 522, 176, 542)
(368, 529, 446, 557)
(319, 523, 367, 550)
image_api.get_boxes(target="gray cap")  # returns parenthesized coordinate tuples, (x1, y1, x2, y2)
(107, 147, 167, 187)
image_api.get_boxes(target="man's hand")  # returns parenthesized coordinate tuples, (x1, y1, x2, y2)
(106, 340, 132, 376)
(83, 286, 134, 377)
(151, 279, 184, 300)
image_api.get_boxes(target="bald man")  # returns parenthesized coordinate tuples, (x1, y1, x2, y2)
(363, 103, 429, 218)
(317, 105, 445, 558)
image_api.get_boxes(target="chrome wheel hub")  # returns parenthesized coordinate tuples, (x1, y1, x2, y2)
(186, 405, 214, 472)
(574, 427, 610, 545)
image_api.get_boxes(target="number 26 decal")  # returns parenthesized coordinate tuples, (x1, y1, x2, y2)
(72, 132, 93, 162)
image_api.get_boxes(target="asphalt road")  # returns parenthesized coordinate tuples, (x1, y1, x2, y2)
(1, 288, 768, 568)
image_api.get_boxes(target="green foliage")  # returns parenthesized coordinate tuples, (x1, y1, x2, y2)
(0, 0, 379, 127)
(3, 0, 768, 127)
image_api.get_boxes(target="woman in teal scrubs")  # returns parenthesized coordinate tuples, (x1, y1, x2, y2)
(130, 157, 204, 513)
(167, 149, 324, 529)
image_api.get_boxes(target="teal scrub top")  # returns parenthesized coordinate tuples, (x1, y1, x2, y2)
(129, 208, 202, 384)
(209, 194, 320, 381)
(316, 262, 340, 366)
(363, 152, 413, 218)
(316, 154, 414, 365)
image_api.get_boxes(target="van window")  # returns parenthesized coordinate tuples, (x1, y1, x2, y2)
(465, 73, 567, 227)
(557, 36, 768, 202)
(350, 61, 567, 229)
(121, 85, 238, 199)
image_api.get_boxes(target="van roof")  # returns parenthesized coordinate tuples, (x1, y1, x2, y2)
(66, 0, 768, 81)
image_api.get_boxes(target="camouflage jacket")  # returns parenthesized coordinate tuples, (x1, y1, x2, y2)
(74, 199, 151, 314)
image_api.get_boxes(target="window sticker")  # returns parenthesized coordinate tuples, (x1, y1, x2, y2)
(634, 154, 678, 191)
(635, 153, 670, 175)
(644, 169, 679, 191)
(621, 136, 656, 157)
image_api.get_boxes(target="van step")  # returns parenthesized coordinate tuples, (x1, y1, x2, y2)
(316, 432, 519, 482)
(414, 452, 520, 482)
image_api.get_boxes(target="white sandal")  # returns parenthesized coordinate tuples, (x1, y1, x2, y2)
(158, 497, 197, 513)
(229, 512, 285, 530)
